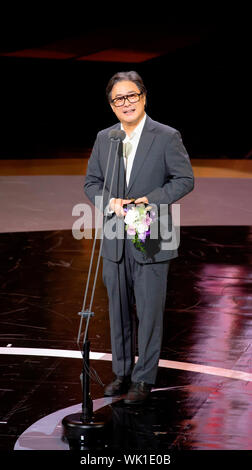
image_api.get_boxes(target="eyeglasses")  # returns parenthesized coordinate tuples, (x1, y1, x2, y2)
(111, 92, 143, 107)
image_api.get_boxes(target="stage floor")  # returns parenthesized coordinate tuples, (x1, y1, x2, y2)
(0, 226, 252, 451)
(0, 159, 252, 451)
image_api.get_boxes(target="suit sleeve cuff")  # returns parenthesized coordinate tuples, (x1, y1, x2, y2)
(104, 198, 115, 216)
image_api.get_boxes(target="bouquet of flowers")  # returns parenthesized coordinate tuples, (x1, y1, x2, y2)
(124, 203, 156, 254)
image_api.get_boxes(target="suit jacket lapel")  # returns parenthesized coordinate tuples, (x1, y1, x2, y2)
(125, 116, 155, 196)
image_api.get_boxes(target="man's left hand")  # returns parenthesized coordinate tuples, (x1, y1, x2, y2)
(134, 197, 149, 205)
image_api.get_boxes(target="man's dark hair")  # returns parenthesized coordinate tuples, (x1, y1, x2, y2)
(106, 71, 147, 103)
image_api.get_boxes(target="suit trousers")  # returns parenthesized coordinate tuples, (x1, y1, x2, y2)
(102, 238, 170, 385)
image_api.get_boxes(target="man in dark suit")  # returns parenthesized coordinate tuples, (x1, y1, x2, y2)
(84, 71, 194, 404)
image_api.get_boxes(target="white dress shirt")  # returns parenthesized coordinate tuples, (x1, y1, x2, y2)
(121, 113, 146, 186)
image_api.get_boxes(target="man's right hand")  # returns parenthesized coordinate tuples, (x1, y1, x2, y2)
(109, 198, 134, 217)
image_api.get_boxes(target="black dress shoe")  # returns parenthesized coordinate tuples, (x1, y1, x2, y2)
(124, 381, 152, 405)
(104, 376, 131, 397)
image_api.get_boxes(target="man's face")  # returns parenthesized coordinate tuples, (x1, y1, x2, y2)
(110, 80, 146, 129)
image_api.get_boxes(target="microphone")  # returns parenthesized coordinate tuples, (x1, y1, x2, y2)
(109, 129, 126, 141)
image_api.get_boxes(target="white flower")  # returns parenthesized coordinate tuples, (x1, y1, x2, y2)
(136, 222, 149, 233)
(125, 208, 139, 225)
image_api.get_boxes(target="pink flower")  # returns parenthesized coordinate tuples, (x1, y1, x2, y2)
(145, 215, 152, 226)
(127, 226, 136, 236)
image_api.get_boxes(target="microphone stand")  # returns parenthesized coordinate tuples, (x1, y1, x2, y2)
(62, 130, 125, 451)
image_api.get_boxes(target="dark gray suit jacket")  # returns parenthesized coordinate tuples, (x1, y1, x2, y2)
(84, 115, 194, 263)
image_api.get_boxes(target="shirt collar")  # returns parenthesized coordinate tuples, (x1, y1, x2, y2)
(120, 113, 146, 141)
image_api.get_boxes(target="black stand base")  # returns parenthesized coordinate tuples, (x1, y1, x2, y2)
(62, 405, 112, 450)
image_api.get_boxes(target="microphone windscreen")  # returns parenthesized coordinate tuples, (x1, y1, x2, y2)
(109, 129, 126, 141)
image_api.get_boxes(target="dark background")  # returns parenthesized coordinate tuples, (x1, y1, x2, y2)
(0, 9, 250, 159)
